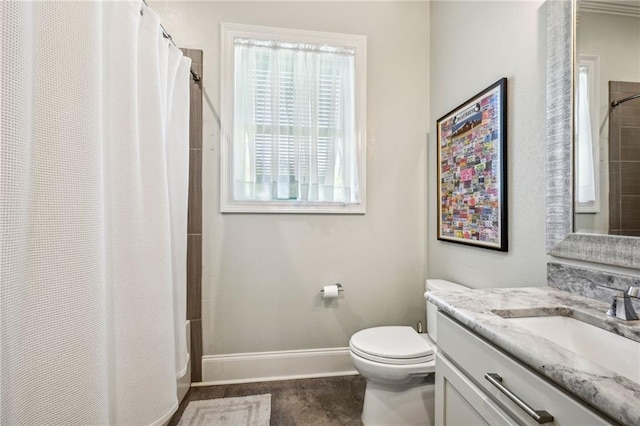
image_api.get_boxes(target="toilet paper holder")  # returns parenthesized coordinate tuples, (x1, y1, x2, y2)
(320, 283, 344, 294)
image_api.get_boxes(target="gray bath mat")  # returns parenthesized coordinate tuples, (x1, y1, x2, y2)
(177, 394, 271, 426)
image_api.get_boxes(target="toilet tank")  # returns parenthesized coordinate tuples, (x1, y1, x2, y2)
(425, 279, 469, 344)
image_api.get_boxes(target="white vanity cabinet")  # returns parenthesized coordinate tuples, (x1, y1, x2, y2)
(435, 312, 614, 425)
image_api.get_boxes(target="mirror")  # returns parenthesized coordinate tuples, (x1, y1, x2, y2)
(546, 0, 640, 269)
(574, 0, 640, 236)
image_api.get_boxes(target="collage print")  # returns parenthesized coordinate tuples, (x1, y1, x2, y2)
(437, 84, 504, 248)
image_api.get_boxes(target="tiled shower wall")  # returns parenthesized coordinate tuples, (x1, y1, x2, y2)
(609, 81, 640, 236)
(182, 48, 203, 382)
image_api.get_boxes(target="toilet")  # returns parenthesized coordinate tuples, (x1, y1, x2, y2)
(349, 279, 468, 425)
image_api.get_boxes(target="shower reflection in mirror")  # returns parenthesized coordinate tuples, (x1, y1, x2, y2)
(574, 0, 640, 237)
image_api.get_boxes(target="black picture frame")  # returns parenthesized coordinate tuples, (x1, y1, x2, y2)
(436, 78, 508, 251)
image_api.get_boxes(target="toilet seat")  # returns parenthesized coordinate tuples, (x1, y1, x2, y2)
(349, 326, 434, 365)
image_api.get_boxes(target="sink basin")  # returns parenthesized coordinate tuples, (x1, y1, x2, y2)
(505, 315, 640, 383)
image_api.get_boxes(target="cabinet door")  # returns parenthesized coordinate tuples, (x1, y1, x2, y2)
(436, 353, 517, 426)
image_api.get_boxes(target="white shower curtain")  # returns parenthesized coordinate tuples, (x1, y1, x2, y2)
(1, 1, 190, 424)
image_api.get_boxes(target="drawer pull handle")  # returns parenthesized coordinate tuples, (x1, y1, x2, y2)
(484, 373, 554, 424)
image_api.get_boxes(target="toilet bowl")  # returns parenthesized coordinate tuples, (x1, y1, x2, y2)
(349, 279, 468, 426)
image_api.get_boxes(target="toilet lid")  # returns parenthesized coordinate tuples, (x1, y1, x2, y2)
(349, 326, 434, 365)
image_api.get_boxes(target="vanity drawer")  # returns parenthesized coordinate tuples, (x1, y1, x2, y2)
(437, 312, 614, 426)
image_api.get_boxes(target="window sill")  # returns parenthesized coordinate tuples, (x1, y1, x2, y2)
(220, 200, 366, 214)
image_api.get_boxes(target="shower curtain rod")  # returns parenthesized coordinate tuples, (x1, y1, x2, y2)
(611, 92, 640, 108)
(141, 1, 201, 82)
(160, 27, 201, 82)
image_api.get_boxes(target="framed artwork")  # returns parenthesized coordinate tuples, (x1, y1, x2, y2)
(436, 78, 508, 251)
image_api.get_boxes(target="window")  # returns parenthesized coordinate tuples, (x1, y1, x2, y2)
(575, 55, 600, 213)
(220, 23, 367, 213)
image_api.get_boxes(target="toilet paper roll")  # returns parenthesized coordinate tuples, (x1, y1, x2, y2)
(322, 285, 340, 299)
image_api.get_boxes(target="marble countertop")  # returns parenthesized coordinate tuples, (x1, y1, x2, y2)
(426, 286, 640, 425)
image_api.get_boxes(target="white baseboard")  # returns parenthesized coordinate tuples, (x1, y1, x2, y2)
(196, 347, 358, 386)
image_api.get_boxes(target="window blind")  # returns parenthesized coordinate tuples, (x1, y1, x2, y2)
(232, 38, 359, 203)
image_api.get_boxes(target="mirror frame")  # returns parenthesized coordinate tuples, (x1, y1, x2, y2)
(546, 0, 640, 269)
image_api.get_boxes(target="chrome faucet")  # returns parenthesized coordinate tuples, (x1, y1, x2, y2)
(606, 286, 640, 321)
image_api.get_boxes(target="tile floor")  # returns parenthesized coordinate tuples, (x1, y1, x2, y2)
(169, 375, 366, 425)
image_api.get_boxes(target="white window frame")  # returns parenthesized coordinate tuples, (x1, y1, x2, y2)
(220, 22, 367, 214)
(575, 54, 601, 214)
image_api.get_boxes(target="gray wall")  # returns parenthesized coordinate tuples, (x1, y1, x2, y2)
(427, 1, 548, 288)
(153, 1, 430, 355)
